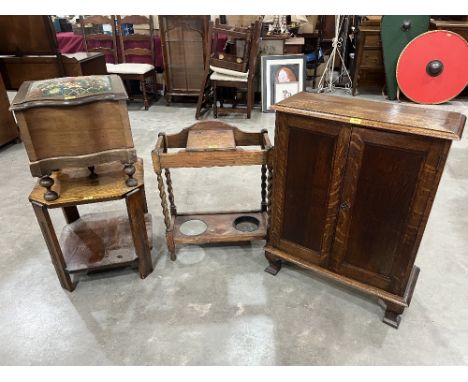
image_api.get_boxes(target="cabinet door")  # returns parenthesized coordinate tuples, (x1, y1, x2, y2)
(269, 113, 351, 266)
(330, 127, 446, 295)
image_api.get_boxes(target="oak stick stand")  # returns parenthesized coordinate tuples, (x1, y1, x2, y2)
(151, 121, 273, 260)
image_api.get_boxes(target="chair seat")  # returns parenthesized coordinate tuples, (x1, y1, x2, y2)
(210, 71, 248, 82)
(106, 63, 155, 75)
(210, 65, 249, 78)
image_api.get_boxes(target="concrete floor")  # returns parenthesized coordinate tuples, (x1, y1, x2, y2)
(1, 90, 468, 365)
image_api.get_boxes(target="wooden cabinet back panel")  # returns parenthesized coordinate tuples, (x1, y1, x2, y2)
(272, 113, 350, 265)
(331, 127, 444, 294)
(160, 16, 208, 93)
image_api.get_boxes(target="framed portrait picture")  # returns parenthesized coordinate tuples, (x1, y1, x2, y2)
(261, 54, 306, 112)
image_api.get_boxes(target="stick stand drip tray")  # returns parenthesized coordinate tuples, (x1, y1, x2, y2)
(60, 211, 152, 274)
(173, 211, 267, 245)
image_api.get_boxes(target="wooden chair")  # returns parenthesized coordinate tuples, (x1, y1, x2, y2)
(79, 15, 119, 64)
(80, 15, 156, 110)
(195, 18, 262, 119)
(112, 15, 157, 110)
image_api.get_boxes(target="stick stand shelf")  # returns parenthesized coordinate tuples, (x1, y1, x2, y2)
(151, 121, 273, 260)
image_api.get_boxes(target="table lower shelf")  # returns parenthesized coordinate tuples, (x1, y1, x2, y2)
(59, 211, 152, 274)
(173, 211, 267, 245)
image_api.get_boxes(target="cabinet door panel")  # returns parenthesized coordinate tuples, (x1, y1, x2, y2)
(270, 113, 350, 265)
(159, 16, 208, 93)
(331, 127, 443, 294)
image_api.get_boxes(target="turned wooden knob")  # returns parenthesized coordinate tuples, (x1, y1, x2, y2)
(39, 175, 59, 201)
(39, 176, 54, 189)
(124, 164, 136, 177)
(124, 163, 137, 187)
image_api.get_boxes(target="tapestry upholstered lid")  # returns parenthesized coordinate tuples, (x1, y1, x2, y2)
(11, 74, 128, 111)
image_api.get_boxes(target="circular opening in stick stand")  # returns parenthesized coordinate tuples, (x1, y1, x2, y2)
(179, 219, 208, 236)
(233, 215, 260, 232)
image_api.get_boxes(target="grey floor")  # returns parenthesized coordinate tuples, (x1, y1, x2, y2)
(1, 90, 468, 365)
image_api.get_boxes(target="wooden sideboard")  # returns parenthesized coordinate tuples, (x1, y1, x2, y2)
(0, 52, 107, 90)
(265, 92, 465, 328)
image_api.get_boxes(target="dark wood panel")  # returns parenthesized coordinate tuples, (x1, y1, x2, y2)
(159, 16, 209, 97)
(273, 114, 350, 265)
(0, 53, 107, 90)
(0, 16, 58, 55)
(346, 144, 423, 276)
(0, 74, 18, 146)
(282, 127, 336, 252)
(330, 127, 442, 293)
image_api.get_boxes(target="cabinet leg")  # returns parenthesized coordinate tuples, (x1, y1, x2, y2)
(31, 201, 75, 291)
(264, 251, 282, 276)
(126, 188, 153, 279)
(381, 300, 405, 329)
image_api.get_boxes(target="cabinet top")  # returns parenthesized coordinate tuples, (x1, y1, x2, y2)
(273, 92, 466, 141)
(11, 75, 127, 111)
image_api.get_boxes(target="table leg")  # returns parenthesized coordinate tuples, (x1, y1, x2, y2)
(140, 186, 149, 214)
(125, 187, 153, 279)
(31, 201, 74, 291)
(62, 206, 80, 224)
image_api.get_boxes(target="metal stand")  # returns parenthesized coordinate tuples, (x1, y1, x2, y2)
(317, 15, 352, 93)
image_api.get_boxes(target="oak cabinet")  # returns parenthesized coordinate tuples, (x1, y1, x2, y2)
(265, 92, 465, 328)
